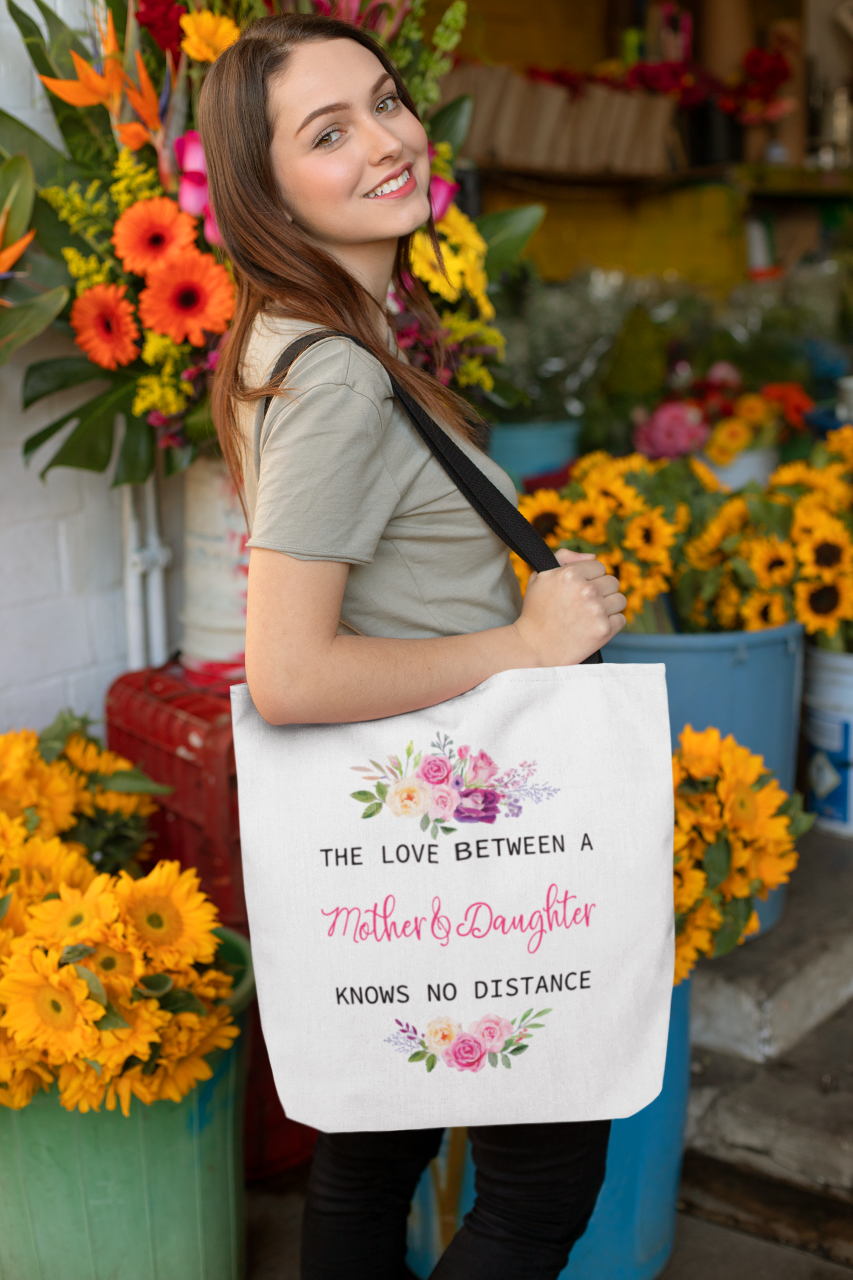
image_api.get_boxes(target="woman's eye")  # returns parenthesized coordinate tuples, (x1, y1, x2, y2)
(316, 127, 342, 148)
(376, 94, 400, 115)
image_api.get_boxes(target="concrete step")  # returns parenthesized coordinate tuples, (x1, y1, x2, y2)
(691, 829, 853, 1062)
(686, 994, 853, 1203)
(662, 1215, 853, 1279)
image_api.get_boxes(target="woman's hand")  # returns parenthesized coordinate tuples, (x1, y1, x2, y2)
(513, 550, 627, 668)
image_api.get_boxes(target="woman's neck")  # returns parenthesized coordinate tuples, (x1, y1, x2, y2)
(325, 236, 397, 310)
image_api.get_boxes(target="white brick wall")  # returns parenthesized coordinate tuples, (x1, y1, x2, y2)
(0, 0, 87, 147)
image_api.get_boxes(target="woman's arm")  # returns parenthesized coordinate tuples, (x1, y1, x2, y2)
(246, 547, 627, 724)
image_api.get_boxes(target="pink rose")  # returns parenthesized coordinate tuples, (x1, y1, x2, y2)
(469, 750, 498, 784)
(430, 173, 460, 222)
(429, 785, 457, 821)
(469, 1014, 513, 1055)
(442, 1031, 488, 1073)
(416, 754, 452, 786)
(633, 401, 710, 460)
(457, 745, 470, 760)
(706, 361, 742, 390)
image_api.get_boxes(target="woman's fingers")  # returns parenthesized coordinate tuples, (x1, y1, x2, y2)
(603, 591, 628, 616)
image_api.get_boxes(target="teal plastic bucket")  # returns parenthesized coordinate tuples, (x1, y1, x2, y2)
(0, 928, 254, 1280)
(406, 982, 691, 1280)
(605, 621, 804, 931)
(488, 422, 582, 488)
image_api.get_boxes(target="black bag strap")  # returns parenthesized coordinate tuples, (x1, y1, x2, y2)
(263, 329, 602, 664)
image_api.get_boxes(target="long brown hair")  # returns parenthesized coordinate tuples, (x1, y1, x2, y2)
(199, 13, 481, 484)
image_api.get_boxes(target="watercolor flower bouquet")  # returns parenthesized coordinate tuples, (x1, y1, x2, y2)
(388, 1007, 550, 1073)
(350, 734, 559, 838)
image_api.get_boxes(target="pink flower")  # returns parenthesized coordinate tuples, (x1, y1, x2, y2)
(469, 1014, 513, 1055)
(469, 750, 498, 784)
(428, 785, 457, 821)
(174, 130, 221, 245)
(633, 401, 710, 460)
(416, 755, 453, 786)
(430, 173, 460, 222)
(457, 745, 470, 760)
(706, 361, 742, 390)
(442, 1030, 488, 1073)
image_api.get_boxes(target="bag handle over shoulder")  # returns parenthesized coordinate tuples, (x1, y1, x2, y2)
(263, 329, 602, 664)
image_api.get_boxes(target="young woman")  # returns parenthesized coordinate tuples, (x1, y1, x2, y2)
(200, 15, 626, 1279)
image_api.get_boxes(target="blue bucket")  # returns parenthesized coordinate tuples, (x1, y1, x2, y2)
(406, 982, 691, 1280)
(605, 621, 804, 931)
(488, 422, 582, 488)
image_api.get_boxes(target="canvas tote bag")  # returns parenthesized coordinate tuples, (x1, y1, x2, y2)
(232, 332, 674, 1133)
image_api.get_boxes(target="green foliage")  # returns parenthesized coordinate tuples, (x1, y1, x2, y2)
(712, 898, 754, 958)
(426, 94, 472, 156)
(23, 377, 137, 476)
(387, 0, 466, 117)
(38, 708, 94, 762)
(601, 306, 668, 401)
(476, 205, 545, 282)
(0, 286, 68, 366)
(0, 153, 35, 247)
(23, 356, 104, 408)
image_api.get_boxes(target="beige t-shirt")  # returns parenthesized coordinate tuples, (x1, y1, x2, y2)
(239, 313, 523, 639)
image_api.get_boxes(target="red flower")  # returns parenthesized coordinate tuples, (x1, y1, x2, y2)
(137, 0, 186, 65)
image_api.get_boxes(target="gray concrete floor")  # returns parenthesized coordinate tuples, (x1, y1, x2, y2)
(245, 1193, 853, 1279)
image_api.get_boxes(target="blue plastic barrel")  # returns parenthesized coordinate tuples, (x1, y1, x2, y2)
(406, 982, 691, 1280)
(488, 422, 582, 488)
(605, 621, 804, 932)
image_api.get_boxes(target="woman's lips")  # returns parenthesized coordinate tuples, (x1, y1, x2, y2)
(366, 168, 417, 200)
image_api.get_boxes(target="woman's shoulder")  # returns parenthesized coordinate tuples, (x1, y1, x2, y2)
(243, 311, 393, 409)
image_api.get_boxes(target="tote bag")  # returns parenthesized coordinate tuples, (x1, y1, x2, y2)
(232, 333, 675, 1133)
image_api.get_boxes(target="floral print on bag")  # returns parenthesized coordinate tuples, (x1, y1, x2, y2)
(350, 735, 559, 840)
(385, 1008, 551, 1073)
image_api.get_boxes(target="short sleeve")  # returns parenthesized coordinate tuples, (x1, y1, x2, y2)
(247, 344, 402, 565)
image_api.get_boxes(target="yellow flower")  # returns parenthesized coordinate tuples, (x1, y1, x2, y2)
(705, 417, 753, 466)
(740, 590, 789, 631)
(116, 861, 219, 969)
(622, 507, 676, 565)
(674, 898, 721, 985)
(689, 595, 708, 628)
(794, 513, 853, 583)
(0, 1026, 53, 1109)
(28, 875, 118, 944)
(572, 451, 612, 481)
(91, 786, 158, 819)
(734, 393, 773, 426)
(56, 1060, 107, 1113)
(714, 574, 741, 628)
(684, 497, 749, 570)
(179, 11, 239, 62)
(92, 994, 170, 1076)
(613, 559, 646, 623)
(510, 550, 532, 597)
(584, 472, 645, 518)
(61, 247, 111, 297)
(689, 456, 726, 493)
(794, 577, 853, 636)
(456, 356, 494, 391)
(0, 945, 103, 1063)
(826, 424, 853, 466)
(425, 1016, 461, 1053)
(0, 730, 83, 837)
(673, 861, 706, 914)
(77, 922, 146, 997)
(63, 735, 132, 778)
(518, 490, 575, 548)
(108, 147, 161, 213)
(771, 461, 853, 512)
(558, 497, 611, 545)
(138, 1006, 239, 1105)
(674, 502, 691, 533)
(678, 725, 722, 780)
(743, 535, 796, 588)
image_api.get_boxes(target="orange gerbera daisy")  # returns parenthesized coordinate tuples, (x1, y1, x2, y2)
(70, 283, 139, 369)
(112, 197, 197, 276)
(138, 250, 234, 346)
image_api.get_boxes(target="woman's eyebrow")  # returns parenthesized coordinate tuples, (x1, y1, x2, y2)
(295, 72, 394, 135)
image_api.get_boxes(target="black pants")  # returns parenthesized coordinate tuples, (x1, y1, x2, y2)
(301, 1120, 611, 1280)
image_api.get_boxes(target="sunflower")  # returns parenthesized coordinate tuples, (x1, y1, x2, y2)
(180, 10, 239, 61)
(685, 497, 749, 570)
(148, 1006, 239, 1104)
(138, 250, 234, 346)
(509, 550, 532, 598)
(56, 1061, 107, 1113)
(613, 559, 646, 622)
(689, 457, 725, 492)
(673, 860, 706, 914)
(28, 875, 118, 943)
(0, 1028, 53, 1110)
(714, 574, 741, 628)
(743, 536, 796, 588)
(826, 424, 853, 466)
(115, 860, 219, 968)
(794, 577, 853, 636)
(740, 590, 789, 631)
(93, 994, 170, 1076)
(558, 497, 611, 545)
(622, 507, 676, 565)
(73, 921, 145, 996)
(0, 946, 103, 1063)
(678, 724, 722, 779)
(689, 596, 709, 627)
(674, 501, 691, 533)
(795, 515, 853, 582)
(733, 393, 773, 426)
(518, 490, 574, 548)
(111, 197, 197, 276)
(584, 472, 645, 518)
(63, 735, 133, 778)
(772, 461, 853, 512)
(674, 898, 721, 985)
(705, 417, 753, 466)
(70, 283, 139, 369)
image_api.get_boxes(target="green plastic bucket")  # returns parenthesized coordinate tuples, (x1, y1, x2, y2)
(0, 927, 254, 1280)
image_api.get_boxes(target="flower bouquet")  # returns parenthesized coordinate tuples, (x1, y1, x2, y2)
(672, 725, 811, 984)
(0, 714, 240, 1115)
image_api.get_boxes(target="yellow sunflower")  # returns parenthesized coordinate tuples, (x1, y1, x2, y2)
(0, 946, 103, 1063)
(705, 417, 753, 466)
(28, 875, 118, 944)
(518, 490, 575, 548)
(674, 502, 691, 533)
(509, 550, 532, 598)
(92, 994, 170, 1076)
(674, 897, 721, 985)
(684, 497, 750, 570)
(678, 725, 722, 780)
(826, 424, 853, 466)
(558, 497, 611, 545)
(613, 559, 647, 623)
(794, 514, 853, 582)
(584, 472, 646, 518)
(77, 921, 146, 996)
(673, 861, 706, 914)
(689, 456, 726, 492)
(115, 861, 219, 969)
(794, 576, 853, 636)
(740, 590, 789, 631)
(572, 451, 612, 481)
(0, 1026, 53, 1110)
(714, 574, 742, 628)
(733, 393, 773, 426)
(56, 1060, 108, 1114)
(148, 1006, 239, 1104)
(622, 507, 676, 565)
(743, 536, 796, 588)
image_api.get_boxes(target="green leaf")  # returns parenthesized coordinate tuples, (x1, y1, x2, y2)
(488, 1051, 498, 1067)
(42, 891, 60, 900)
(163, 444, 196, 477)
(519, 1008, 533, 1024)
(431, 823, 438, 839)
(23, 807, 40, 833)
(526, 1023, 545, 1029)
(509, 1044, 528, 1055)
(703, 835, 731, 891)
(476, 204, 545, 280)
(501, 1053, 511, 1068)
(138, 973, 173, 997)
(420, 813, 430, 831)
(141, 1042, 161, 1075)
(31, 193, 90, 262)
(0, 287, 69, 368)
(712, 898, 754, 958)
(73, 964, 107, 1006)
(31, 0, 93, 74)
(408, 1050, 428, 1062)
(183, 397, 216, 444)
(60, 943, 95, 965)
(90, 767, 171, 795)
(351, 790, 377, 803)
(0, 153, 35, 249)
(6, 1, 56, 81)
(427, 94, 473, 155)
(361, 802, 382, 818)
(0, 893, 11, 923)
(375, 781, 388, 801)
(6, 869, 20, 886)
(38, 707, 94, 761)
(159, 988, 206, 1016)
(23, 358, 106, 409)
(23, 378, 136, 474)
(95, 1002, 131, 1031)
(406, 741, 413, 758)
(426, 1053, 437, 1072)
(113, 413, 155, 486)
(531, 1009, 551, 1018)
(0, 108, 83, 187)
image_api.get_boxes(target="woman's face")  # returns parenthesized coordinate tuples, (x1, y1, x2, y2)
(267, 38, 431, 255)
